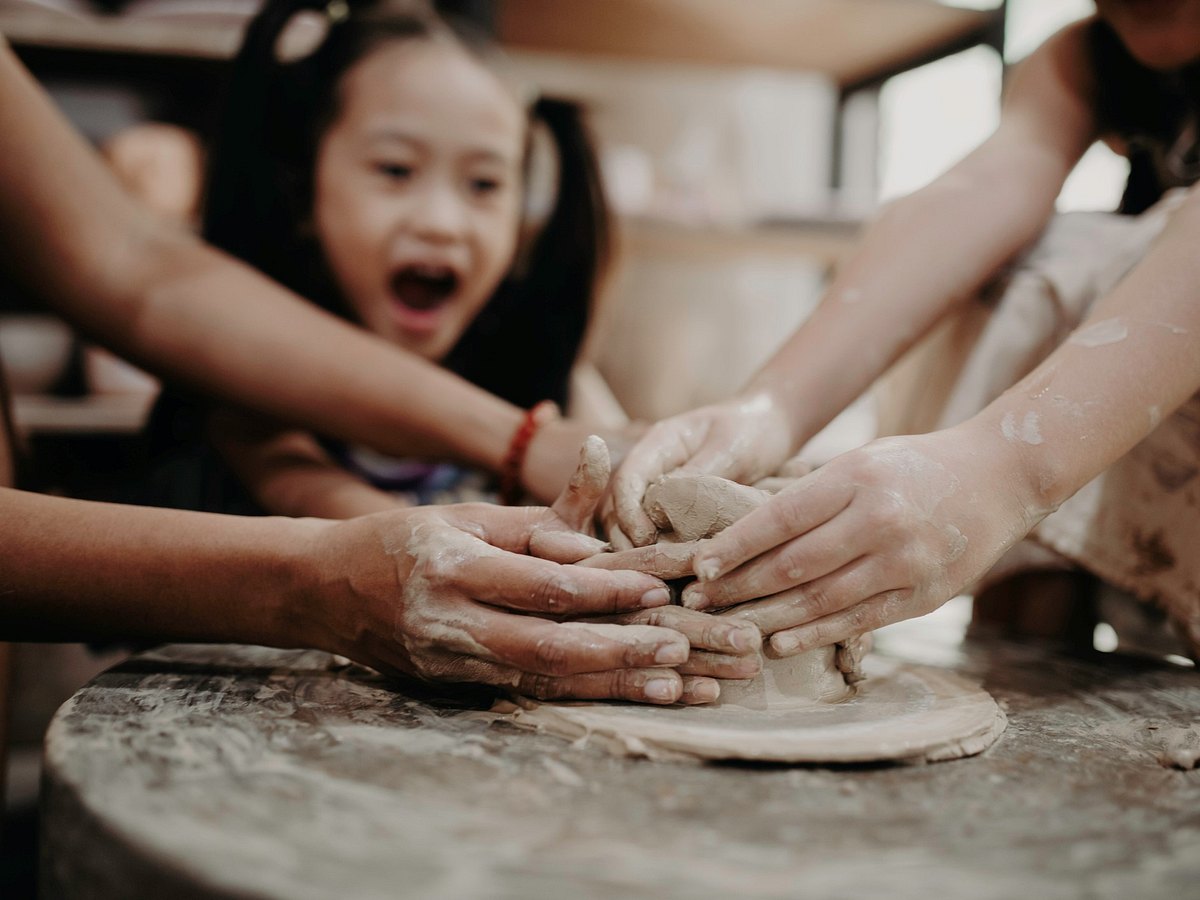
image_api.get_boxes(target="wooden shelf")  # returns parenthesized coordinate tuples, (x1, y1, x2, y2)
(498, 0, 1003, 89)
(0, 6, 245, 59)
(12, 393, 154, 436)
(3, 2, 1003, 87)
(621, 216, 862, 267)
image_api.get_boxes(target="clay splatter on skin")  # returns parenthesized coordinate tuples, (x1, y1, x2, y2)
(837, 288, 863, 305)
(1001, 411, 1044, 446)
(1069, 317, 1128, 348)
(944, 524, 968, 564)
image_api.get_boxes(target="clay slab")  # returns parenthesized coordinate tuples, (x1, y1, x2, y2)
(505, 656, 1006, 764)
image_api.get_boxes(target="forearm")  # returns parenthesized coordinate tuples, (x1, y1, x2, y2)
(255, 466, 403, 520)
(119, 237, 520, 467)
(971, 189, 1200, 516)
(746, 27, 1096, 452)
(210, 414, 404, 519)
(748, 151, 1063, 450)
(0, 488, 322, 644)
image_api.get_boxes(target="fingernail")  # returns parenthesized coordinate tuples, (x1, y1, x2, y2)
(654, 642, 689, 665)
(695, 555, 722, 582)
(645, 678, 677, 702)
(771, 632, 801, 654)
(640, 587, 671, 608)
(729, 626, 762, 654)
(688, 681, 720, 703)
(680, 583, 709, 610)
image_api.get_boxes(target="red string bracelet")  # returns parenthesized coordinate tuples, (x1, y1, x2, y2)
(499, 400, 559, 505)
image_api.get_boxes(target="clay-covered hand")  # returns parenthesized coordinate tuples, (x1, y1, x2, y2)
(301, 502, 697, 703)
(679, 428, 1042, 654)
(607, 394, 795, 547)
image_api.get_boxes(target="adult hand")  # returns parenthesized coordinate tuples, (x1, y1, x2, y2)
(301, 500, 697, 704)
(607, 394, 794, 548)
(678, 428, 1043, 654)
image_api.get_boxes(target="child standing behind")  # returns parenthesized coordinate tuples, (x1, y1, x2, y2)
(149, 0, 616, 517)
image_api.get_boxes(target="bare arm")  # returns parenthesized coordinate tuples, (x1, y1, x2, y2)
(610, 22, 1101, 544)
(0, 39, 580, 500)
(0, 486, 715, 702)
(208, 408, 404, 519)
(753, 23, 1098, 443)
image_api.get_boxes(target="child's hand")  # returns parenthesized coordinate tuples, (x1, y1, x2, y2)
(606, 394, 794, 548)
(303, 501, 696, 704)
(677, 427, 1043, 653)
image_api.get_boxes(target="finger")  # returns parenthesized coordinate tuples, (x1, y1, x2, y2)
(769, 589, 914, 655)
(515, 667, 685, 704)
(714, 557, 886, 635)
(528, 528, 608, 564)
(692, 472, 853, 583)
(682, 515, 866, 610)
(679, 676, 721, 705)
(677, 650, 762, 679)
(611, 427, 699, 546)
(612, 468, 660, 548)
(577, 541, 703, 580)
(550, 435, 611, 532)
(452, 551, 672, 615)
(606, 516, 635, 551)
(835, 633, 871, 683)
(473, 612, 689, 675)
(611, 605, 762, 655)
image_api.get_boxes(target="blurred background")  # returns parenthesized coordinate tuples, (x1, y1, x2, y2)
(0, 0, 1121, 893)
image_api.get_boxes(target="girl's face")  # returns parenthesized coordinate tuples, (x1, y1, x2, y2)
(313, 39, 525, 361)
(1096, 0, 1200, 69)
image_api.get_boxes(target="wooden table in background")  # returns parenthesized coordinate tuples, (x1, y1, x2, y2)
(40, 627, 1200, 899)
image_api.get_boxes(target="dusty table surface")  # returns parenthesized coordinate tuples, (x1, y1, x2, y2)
(40, 623, 1200, 900)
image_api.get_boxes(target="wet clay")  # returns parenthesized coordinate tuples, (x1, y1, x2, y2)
(644, 475, 772, 542)
(509, 469, 1007, 762)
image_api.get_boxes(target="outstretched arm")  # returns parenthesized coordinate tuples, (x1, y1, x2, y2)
(0, 486, 708, 703)
(610, 21, 1099, 544)
(690, 181, 1200, 652)
(0, 39, 577, 502)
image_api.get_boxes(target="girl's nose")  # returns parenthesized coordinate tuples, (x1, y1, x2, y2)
(408, 180, 468, 243)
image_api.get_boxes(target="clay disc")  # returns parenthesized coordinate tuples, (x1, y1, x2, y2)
(503, 657, 1006, 764)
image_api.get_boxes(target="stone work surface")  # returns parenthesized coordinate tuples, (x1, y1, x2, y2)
(41, 637, 1200, 900)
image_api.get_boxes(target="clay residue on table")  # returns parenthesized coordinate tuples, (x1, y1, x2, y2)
(1158, 723, 1200, 770)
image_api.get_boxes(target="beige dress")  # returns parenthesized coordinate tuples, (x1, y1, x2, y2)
(878, 191, 1200, 657)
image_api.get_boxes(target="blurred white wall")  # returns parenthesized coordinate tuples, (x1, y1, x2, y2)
(882, 0, 1127, 212)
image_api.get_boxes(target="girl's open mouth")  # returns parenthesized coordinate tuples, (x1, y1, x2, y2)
(388, 263, 462, 336)
(390, 264, 460, 312)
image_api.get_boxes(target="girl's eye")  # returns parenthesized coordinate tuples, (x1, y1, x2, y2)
(375, 162, 413, 181)
(469, 177, 502, 196)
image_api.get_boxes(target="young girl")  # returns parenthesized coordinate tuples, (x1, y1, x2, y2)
(611, 1, 1200, 660)
(148, 0, 615, 517)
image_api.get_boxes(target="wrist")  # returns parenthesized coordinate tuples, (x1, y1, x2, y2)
(501, 400, 561, 504)
(729, 388, 804, 460)
(955, 412, 1062, 529)
(264, 516, 342, 653)
(737, 377, 815, 456)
